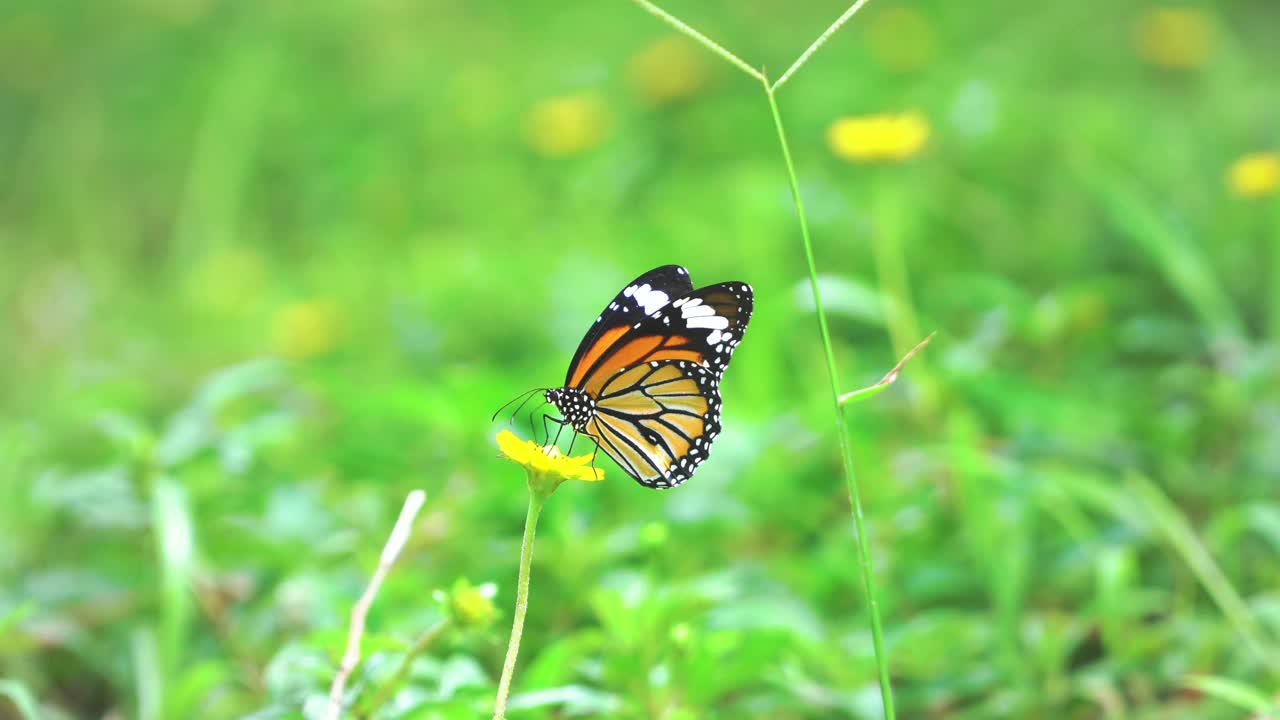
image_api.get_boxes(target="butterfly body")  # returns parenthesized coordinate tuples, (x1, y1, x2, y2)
(545, 265, 752, 489)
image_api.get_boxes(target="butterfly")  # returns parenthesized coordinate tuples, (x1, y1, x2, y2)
(544, 265, 753, 489)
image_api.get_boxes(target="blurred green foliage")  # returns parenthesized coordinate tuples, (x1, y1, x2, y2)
(2, 0, 1279, 718)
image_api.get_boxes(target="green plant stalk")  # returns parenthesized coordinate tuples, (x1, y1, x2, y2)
(1270, 198, 1280, 342)
(492, 489, 548, 720)
(623, 1, 894, 713)
(869, 184, 938, 417)
(869, 184, 923, 364)
(763, 79, 896, 720)
(362, 620, 450, 716)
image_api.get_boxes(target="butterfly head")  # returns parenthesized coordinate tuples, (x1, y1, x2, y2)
(546, 387, 594, 431)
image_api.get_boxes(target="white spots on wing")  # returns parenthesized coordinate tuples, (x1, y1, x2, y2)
(635, 286, 670, 314)
(624, 283, 670, 314)
(687, 315, 730, 330)
(707, 329, 724, 345)
(677, 267, 688, 275)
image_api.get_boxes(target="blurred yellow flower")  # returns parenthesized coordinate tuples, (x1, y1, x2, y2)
(496, 429, 604, 484)
(1227, 152, 1279, 198)
(827, 112, 929, 163)
(523, 93, 611, 158)
(443, 578, 498, 629)
(626, 35, 709, 106)
(866, 6, 935, 73)
(1135, 7, 1212, 69)
(190, 246, 265, 314)
(271, 300, 345, 360)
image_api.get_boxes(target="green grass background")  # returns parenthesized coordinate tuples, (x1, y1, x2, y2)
(2, 0, 1279, 717)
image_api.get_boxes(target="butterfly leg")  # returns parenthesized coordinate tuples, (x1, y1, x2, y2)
(567, 430, 578, 456)
(540, 413, 555, 446)
(541, 413, 568, 448)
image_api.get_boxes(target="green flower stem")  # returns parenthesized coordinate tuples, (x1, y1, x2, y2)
(764, 79, 896, 720)
(361, 620, 450, 717)
(492, 487, 549, 719)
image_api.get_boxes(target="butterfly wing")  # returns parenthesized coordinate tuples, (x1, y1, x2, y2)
(565, 265, 694, 388)
(574, 281, 753, 488)
(572, 282, 753, 397)
(584, 360, 722, 488)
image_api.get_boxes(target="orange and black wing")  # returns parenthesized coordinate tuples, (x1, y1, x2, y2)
(567, 281, 752, 397)
(564, 265, 693, 389)
(570, 280, 753, 488)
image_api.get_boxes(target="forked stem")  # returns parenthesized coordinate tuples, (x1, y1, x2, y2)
(628, 0, 764, 82)
(624, 3, 896, 717)
(763, 78, 896, 720)
(771, 0, 877, 91)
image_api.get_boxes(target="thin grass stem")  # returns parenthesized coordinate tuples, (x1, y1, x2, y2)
(763, 78, 896, 720)
(839, 333, 934, 406)
(627, 0, 764, 82)
(624, 3, 895, 714)
(1270, 200, 1280, 342)
(772, 0, 877, 92)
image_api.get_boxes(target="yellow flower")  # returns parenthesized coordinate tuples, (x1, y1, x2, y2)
(1227, 152, 1279, 198)
(1135, 7, 1212, 69)
(523, 93, 611, 158)
(496, 429, 604, 486)
(827, 112, 929, 163)
(271, 300, 345, 360)
(626, 35, 709, 106)
(865, 6, 935, 73)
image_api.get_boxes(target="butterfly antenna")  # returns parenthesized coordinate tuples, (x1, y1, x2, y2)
(508, 394, 547, 428)
(490, 387, 545, 423)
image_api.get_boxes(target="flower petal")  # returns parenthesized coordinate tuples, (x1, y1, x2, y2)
(495, 430, 606, 484)
(496, 429, 536, 464)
